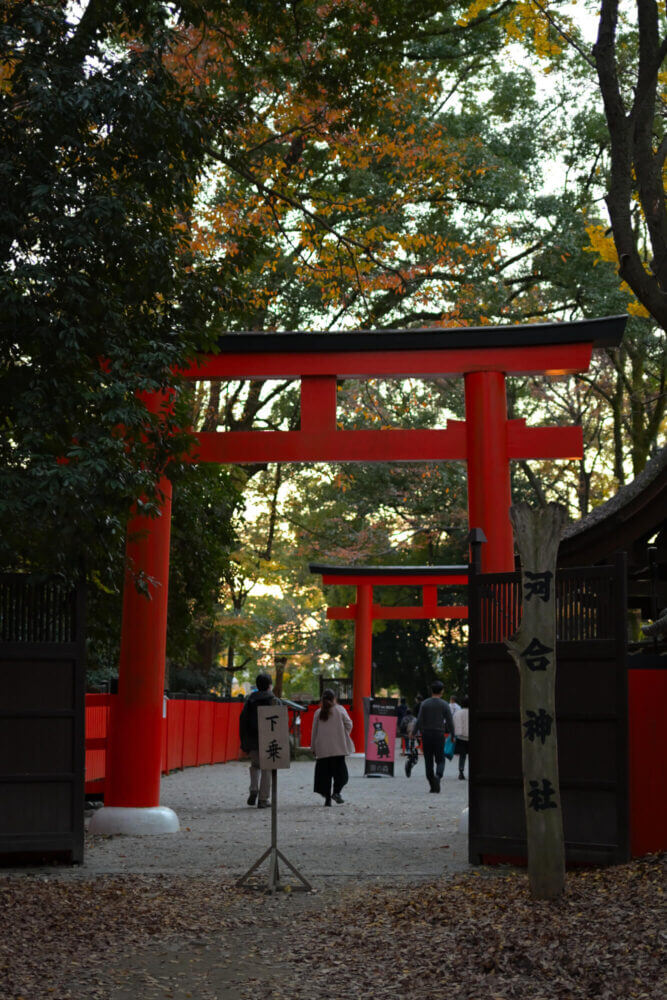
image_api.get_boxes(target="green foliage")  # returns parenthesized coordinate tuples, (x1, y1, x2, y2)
(2, 0, 664, 701)
(166, 463, 240, 679)
(0, 1, 223, 579)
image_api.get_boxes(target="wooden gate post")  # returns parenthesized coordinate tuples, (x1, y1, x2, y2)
(505, 502, 569, 899)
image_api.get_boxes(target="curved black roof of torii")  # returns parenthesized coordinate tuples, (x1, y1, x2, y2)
(217, 315, 626, 354)
(309, 564, 467, 578)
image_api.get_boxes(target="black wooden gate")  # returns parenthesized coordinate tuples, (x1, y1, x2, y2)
(0, 575, 86, 862)
(468, 554, 629, 866)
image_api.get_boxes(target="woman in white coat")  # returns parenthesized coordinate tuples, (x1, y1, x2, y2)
(310, 689, 354, 806)
(453, 696, 469, 780)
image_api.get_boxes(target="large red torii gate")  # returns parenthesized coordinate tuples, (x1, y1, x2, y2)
(309, 563, 469, 750)
(93, 315, 626, 833)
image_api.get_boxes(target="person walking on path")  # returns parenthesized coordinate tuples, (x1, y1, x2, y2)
(311, 689, 354, 806)
(453, 696, 469, 780)
(239, 673, 277, 808)
(396, 697, 408, 730)
(398, 708, 416, 757)
(415, 680, 455, 793)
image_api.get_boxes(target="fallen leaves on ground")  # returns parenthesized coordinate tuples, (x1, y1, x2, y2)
(0, 854, 664, 999)
(283, 853, 666, 1000)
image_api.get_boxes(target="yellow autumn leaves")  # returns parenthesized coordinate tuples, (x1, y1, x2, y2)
(584, 223, 651, 318)
(458, 0, 569, 61)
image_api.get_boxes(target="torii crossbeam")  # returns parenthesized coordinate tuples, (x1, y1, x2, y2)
(94, 315, 626, 834)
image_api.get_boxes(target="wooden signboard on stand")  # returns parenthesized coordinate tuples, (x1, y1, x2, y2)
(238, 705, 311, 894)
(257, 706, 290, 771)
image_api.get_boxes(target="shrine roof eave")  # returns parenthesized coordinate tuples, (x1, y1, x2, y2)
(559, 445, 667, 569)
(215, 315, 626, 355)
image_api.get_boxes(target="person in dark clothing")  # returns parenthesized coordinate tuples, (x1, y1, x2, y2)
(415, 680, 455, 793)
(396, 697, 408, 730)
(238, 673, 277, 808)
(412, 693, 424, 718)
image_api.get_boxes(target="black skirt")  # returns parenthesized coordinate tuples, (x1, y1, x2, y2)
(454, 737, 469, 755)
(314, 756, 349, 798)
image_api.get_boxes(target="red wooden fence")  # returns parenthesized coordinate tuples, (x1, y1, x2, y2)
(85, 693, 112, 794)
(84, 695, 245, 796)
(84, 697, 344, 797)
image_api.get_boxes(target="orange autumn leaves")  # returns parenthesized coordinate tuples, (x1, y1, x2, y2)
(162, 20, 503, 327)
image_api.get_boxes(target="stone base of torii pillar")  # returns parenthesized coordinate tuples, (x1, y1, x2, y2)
(89, 806, 180, 836)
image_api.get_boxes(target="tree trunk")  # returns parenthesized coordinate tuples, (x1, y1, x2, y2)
(505, 502, 569, 900)
(273, 654, 287, 699)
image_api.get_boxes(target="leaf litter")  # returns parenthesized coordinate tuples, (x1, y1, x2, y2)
(0, 854, 664, 999)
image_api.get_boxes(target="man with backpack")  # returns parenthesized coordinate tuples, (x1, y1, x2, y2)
(414, 680, 455, 793)
(239, 673, 277, 808)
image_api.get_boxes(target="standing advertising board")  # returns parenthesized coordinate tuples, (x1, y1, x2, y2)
(364, 698, 398, 776)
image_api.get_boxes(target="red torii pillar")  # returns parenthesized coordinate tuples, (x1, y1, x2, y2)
(91, 393, 179, 835)
(465, 371, 514, 572)
(100, 476, 178, 828)
(310, 565, 469, 751)
(353, 583, 373, 751)
(93, 317, 626, 832)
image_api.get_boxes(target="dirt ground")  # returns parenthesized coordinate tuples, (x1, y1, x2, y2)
(1, 756, 665, 1000)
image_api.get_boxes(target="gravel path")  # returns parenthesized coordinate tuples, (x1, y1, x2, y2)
(81, 751, 470, 886)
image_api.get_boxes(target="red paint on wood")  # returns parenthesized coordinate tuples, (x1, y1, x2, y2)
(299, 705, 316, 748)
(166, 698, 185, 772)
(85, 737, 107, 751)
(183, 343, 593, 380)
(319, 571, 468, 586)
(85, 694, 112, 792)
(105, 476, 173, 807)
(423, 585, 437, 609)
(629, 669, 667, 856)
(301, 375, 337, 432)
(226, 702, 243, 760)
(197, 701, 215, 766)
(211, 703, 228, 763)
(223, 702, 235, 762)
(351, 584, 373, 752)
(191, 421, 582, 466)
(182, 700, 201, 768)
(465, 371, 514, 572)
(161, 713, 168, 774)
(192, 426, 468, 464)
(327, 604, 468, 620)
(506, 420, 583, 459)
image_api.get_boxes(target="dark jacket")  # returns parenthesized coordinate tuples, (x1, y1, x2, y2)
(415, 696, 454, 736)
(239, 689, 276, 752)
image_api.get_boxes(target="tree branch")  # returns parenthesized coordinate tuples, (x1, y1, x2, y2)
(531, 0, 596, 68)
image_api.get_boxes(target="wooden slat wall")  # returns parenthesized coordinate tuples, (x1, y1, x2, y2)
(0, 575, 85, 863)
(468, 557, 630, 866)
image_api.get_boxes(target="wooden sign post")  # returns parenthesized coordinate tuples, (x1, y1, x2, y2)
(237, 705, 312, 894)
(505, 503, 569, 900)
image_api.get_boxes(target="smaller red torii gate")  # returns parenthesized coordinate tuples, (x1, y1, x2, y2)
(310, 563, 469, 750)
